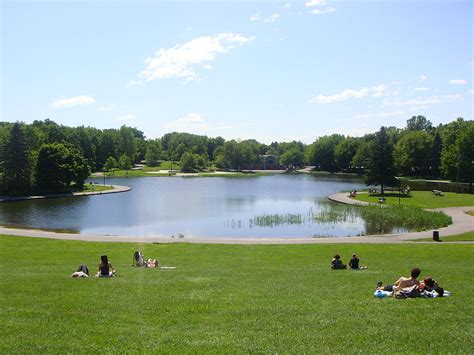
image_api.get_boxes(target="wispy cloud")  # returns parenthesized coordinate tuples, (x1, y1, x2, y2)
(176, 112, 205, 123)
(311, 88, 369, 104)
(468, 90, 474, 94)
(419, 74, 427, 82)
(250, 13, 280, 23)
(51, 95, 95, 109)
(114, 114, 136, 121)
(283, 2, 292, 8)
(310, 7, 336, 14)
(306, 0, 336, 14)
(415, 87, 430, 91)
(136, 33, 254, 83)
(383, 94, 463, 107)
(97, 104, 120, 111)
(449, 79, 467, 85)
(305, 0, 327, 6)
(311, 84, 388, 104)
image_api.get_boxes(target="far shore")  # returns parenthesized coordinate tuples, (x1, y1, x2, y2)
(0, 184, 131, 202)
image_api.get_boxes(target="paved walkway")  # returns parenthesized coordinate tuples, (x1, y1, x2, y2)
(0, 190, 472, 244)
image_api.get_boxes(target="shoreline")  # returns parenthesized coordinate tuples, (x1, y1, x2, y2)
(0, 184, 131, 202)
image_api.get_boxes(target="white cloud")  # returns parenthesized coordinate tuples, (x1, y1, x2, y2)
(114, 114, 136, 121)
(311, 84, 388, 103)
(311, 88, 369, 104)
(250, 13, 279, 23)
(176, 113, 205, 123)
(311, 7, 336, 14)
(125, 80, 144, 88)
(283, 2, 292, 8)
(139, 33, 254, 82)
(449, 79, 467, 85)
(419, 74, 427, 82)
(415, 87, 429, 91)
(51, 95, 95, 109)
(305, 0, 327, 6)
(202, 64, 213, 70)
(97, 105, 120, 111)
(468, 90, 474, 94)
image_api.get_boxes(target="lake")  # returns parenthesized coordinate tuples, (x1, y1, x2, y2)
(0, 174, 379, 238)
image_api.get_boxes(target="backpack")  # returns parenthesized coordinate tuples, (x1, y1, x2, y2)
(395, 285, 421, 299)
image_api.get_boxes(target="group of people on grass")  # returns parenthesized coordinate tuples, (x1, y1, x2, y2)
(71, 251, 160, 278)
(375, 267, 449, 299)
(331, 254, 368, 270)
(331, 256, 448, 299)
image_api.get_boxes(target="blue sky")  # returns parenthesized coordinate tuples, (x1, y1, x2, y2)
(1, 0, 472, 143)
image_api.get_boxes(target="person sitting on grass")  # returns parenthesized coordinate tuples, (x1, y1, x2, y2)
(349, 253, 368, 270)
(376, 267, 421, 292)
(331, 254, 347, 269)
(96, 255, 116, 277)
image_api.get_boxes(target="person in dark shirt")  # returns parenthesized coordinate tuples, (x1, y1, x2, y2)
(96, 255, 116, 277)
(331, 254, 347, 269)
(349, 253, 368, 270)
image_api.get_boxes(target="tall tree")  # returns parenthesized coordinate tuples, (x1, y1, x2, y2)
(406, 115, 433, 132)
(1, 123, 32, 196)
(393, 131, 434, 177)
(365, 127, 398, 194)
(310, 134, 344, 172)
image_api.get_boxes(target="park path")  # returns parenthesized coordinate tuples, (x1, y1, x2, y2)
(0, 191, 472, 245)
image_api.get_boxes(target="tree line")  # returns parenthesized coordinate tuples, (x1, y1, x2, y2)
(0, 116, 472, 196)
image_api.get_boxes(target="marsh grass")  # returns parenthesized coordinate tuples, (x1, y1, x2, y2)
(250, 204, 451, 234)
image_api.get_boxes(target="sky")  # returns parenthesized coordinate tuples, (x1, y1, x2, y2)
(1, 0, 473, 144)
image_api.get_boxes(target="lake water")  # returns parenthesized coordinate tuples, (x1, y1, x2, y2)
(0, 174, 376, 238)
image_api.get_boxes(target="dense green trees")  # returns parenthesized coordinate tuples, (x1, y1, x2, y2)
(393, 131, 434, 176)
(0, 116, 472, 196)
(36, 143, 90, 191)
(308, 135, 344, 172)
(0, 123, 32, 195)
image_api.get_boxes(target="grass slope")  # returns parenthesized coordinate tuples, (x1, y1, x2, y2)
(355, 191, 474, 208)
(1, 235, 473, 353)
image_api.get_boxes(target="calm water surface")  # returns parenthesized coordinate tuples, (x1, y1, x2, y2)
(0, 174, 373, 238)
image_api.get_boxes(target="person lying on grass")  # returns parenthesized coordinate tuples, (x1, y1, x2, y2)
(349, 254, 368, 270)
(376, 267, 421, 292)
(133, 251, 158, 268)
(420, 276, 445, 297)
(96, 255, 116, 277)
(331, 254, 347, 269)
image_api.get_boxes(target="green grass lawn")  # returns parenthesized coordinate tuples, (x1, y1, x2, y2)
(1, 235, 473, 353)
(354, 191, 474, 208)
(80, 183, 113, 193)
(413, 230, 474, 242)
